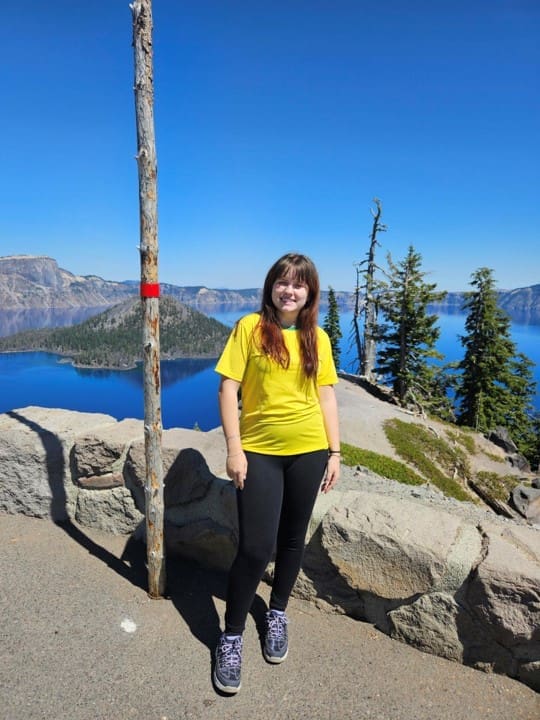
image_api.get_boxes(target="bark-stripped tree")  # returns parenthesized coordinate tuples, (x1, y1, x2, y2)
(350, 198, 387, 379)
(131, 0, 165, 598)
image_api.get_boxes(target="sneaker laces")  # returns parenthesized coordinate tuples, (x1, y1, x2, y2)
(267, 612, 288, 641)
(217, 636, 243, 669)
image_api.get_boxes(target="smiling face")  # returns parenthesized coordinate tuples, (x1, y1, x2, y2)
(261, 253, 320, 329)
(271, 274, 309, 325)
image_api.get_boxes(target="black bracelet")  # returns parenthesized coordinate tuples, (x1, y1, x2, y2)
(328, 450, 341, 455)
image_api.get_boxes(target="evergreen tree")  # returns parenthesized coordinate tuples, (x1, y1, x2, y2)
(323, 286, 342, 369)
(376, 246, 447, 410)
(455, 268, 517, 432)
(530, 413, 540, 472)
(504, 352, 537, 457)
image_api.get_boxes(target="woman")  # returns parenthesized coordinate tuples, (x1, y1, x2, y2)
(213, 253, 340, 694)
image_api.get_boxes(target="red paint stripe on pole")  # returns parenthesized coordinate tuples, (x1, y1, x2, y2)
(140, 282, 160, 298)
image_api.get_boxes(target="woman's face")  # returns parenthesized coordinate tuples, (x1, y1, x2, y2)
(271, 273, 309, 320)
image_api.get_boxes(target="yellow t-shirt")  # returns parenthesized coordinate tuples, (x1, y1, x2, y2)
(215, 313, 338, 455)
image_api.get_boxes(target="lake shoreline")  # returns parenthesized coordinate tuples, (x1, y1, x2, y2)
(0, 347, 222, 372)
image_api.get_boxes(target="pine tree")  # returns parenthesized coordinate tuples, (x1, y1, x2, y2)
(455, 267, 517, 432)
(323, 286, 342, 370)
(376, 246, 447, 410)
(503, 352, 537, 458)
(530, 413, 540, 472)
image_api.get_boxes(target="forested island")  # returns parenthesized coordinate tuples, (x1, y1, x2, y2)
(0, 296, 231, 369)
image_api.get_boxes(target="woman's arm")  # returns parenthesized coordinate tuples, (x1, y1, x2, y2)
(218, 376, 248, 489)
(318, 384, 340, 493)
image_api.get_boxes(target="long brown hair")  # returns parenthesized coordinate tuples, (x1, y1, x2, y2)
(258, 253, 320, 379)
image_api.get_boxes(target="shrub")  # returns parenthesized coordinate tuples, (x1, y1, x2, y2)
(474, 471, 523, 502)
(383, 419, 472, 502)
(445, 429, 476, 455)
(340, 442, 425, 486)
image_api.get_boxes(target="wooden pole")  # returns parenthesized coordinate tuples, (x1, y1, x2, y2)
(131, 0, 165, 598)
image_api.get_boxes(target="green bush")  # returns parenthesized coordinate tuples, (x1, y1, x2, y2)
(340, 442, 425, 486)
(483, 451, 506, 464)
(383, 419, 472, 502)
(474, 471, 523, 502)
(445, 429, 476, 455)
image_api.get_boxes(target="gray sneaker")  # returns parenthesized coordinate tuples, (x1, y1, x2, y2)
(213, 634, 243, 694)
(263, 610, 288, 663)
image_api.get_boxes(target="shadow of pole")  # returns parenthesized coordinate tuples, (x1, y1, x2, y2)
(7, 410, 148, 591)
(7, 409, 271, 665)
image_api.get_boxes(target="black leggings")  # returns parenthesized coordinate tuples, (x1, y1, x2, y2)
(224, 449, 328, 635)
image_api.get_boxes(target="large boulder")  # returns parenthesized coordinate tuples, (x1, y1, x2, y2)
(297, 480, 540, 691)
(0, 407, 117, 521)
(488, 427, 531, 473)
(124, 427, 236, 569)
(512, 482, 540, 526)
(488, 427, 518, 454)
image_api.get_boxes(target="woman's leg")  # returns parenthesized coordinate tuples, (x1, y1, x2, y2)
(269, 450, 328, 611)
(224, 452, 285, 634)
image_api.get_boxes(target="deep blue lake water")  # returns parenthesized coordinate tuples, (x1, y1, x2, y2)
(0, 307, 539, 430)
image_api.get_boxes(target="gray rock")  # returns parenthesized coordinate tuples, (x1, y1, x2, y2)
(77, 472, 124, 490)
(318, 491, 481, 601)
(517, 660, 540, 692)
(299, 481, 540, 691)
(71, 419, 143, 478)
(512, 482, 540, 524)
(507, 453, 531, 473)
(0, 406, 116, 521)
(388, 592, 466, 662)
(488, 427, 518, 454)
(465, 524, 540, 657)
(75, 487, 143, 534)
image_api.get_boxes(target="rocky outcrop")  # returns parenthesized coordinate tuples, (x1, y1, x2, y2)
(0, 407, 233, 547)
(512, 479, 540, 525)
(488, 427, 531, 473)
(0, 256, 134, 309)
(0, 407, 538, 692)
(296, 483, 539, 690)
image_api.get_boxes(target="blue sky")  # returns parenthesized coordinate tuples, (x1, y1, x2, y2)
(2, 0, 538, 292)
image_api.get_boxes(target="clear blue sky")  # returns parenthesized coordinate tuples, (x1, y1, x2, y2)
(2, 0, 538, 292)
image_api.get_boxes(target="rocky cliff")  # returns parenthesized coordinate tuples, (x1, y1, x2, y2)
(0, 255, 134, 309)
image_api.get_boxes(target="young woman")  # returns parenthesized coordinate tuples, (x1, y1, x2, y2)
(213, 253, 340, 694)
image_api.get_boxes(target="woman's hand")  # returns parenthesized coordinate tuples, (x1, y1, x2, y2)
(226, 450, 248, 490)
(321, 454, 340, 494)
(218, 376, 247, 489)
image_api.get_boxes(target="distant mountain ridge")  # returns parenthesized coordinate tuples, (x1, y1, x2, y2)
(1, 255, 539, 323)
(0, 255, 133, 308)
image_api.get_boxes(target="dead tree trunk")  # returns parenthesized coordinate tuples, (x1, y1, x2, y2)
(350, 265, 363, 374)
(360, 198, 386, 381)
(131, 0, 165, 598)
